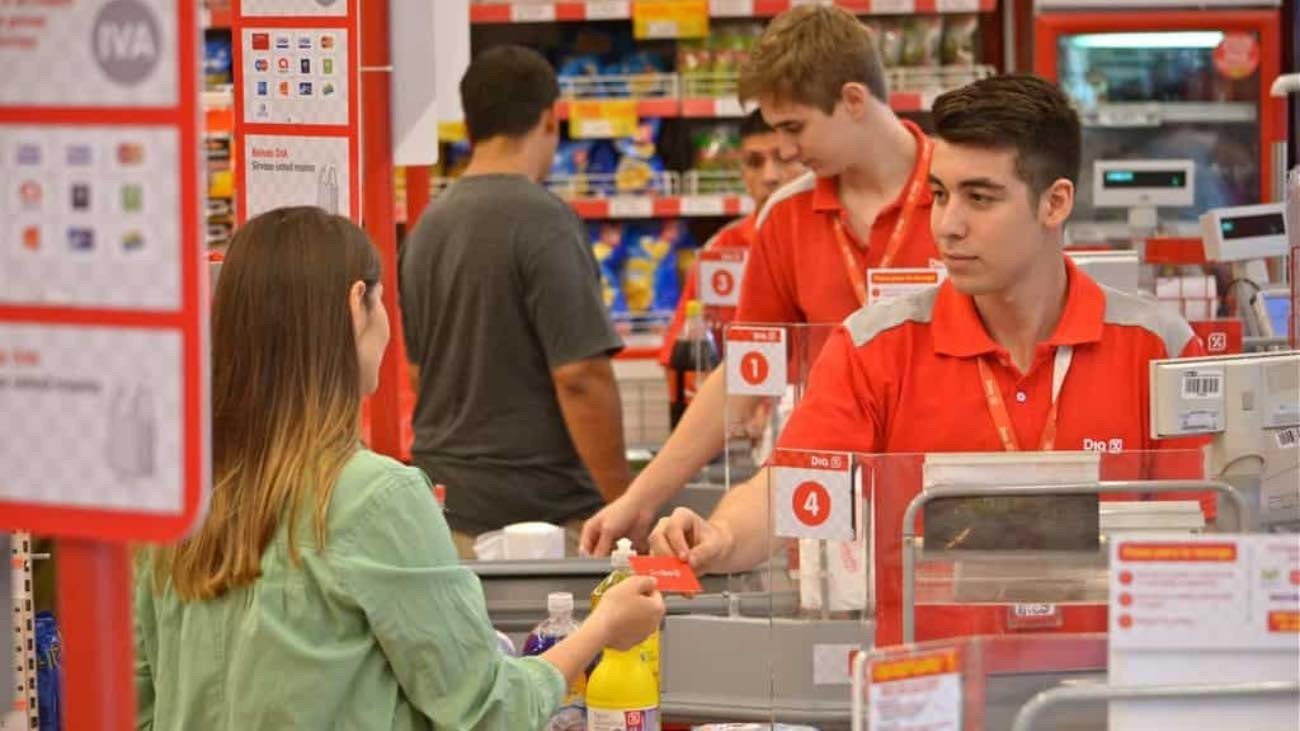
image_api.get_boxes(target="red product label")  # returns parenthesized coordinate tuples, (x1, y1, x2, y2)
(1213, 32, 1260, 80)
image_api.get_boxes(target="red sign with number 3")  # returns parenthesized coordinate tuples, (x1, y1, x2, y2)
(793, 481, 831, 527)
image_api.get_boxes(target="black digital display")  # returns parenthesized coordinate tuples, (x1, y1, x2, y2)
(1102, 170, 1187, 188)
(1219, 213, 1286, 240)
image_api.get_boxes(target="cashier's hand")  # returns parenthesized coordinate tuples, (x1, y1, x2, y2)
(589, 575, 666, 651)
(648, 507, 733, 575)
(581, 497, 655, 557)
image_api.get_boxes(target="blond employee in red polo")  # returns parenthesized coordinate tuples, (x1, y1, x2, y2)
(649, 75, 1206, 591)
(583, 6, 940, 554)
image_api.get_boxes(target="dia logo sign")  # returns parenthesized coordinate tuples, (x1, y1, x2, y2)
(92, 0, 162, 86)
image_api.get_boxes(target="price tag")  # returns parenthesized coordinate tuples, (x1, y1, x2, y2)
(870, 0, 913, 14)
(936, 0, 980, 11)
(608, 195, 654, 219)
(709, 0, 754, 16)
(866, 267, 945, 306)
(633, 0, 709, 39)
(772, 450, 854, 540)
(725, 326, 785, 396)
(698, 249, 745, 306)
(511, 2, 557, 22)
(868, 649, 963, 729)
(569, 99, 639, 139)
(681, 195, 726, 217)
(713, 97, 745, 117)
(586, 0, 632, 19)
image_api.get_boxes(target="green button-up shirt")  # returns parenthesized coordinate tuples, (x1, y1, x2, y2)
(134, 449, 564, 730)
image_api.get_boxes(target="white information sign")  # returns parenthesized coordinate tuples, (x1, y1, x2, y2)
(242, 28, 349, 126)
(242, 0, 348, 17)
(725, 325, 785, 396)
(867, 649, 964, 731)
(0, 324, 184, 512)
(244, 134, 352, 218)
(698, 249, 745, 307)
(0, 0, 179, 107)
(1, 125, 181, 310)
(772, 450, 854, 541)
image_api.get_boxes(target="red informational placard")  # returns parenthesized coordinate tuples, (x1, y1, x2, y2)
(1190, 319, 1244, 355)
(0, 0, 207, 543)
(232, 0, 361, 222)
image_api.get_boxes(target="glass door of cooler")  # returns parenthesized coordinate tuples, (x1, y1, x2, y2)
(1035, 10, 1285, 239)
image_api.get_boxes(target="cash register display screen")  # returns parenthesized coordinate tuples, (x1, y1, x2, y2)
(1102, 170, 1186, 189)
(1219, 213, 1285, 240)
(923, 495, 1100, 552)
(1263, 292, 1291, 336)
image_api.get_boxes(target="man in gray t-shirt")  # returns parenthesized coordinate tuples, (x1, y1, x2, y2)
(399, 46, 630, 553)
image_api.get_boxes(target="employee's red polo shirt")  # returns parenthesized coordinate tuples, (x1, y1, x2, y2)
(658, 214, 757, 366)
(779, 256, 1206, 455)
(736, 119, 940, 326)
(777, 257, 1208, 646)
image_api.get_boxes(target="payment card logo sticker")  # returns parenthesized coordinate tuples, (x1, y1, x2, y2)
(254, 57, 269, 73)
(21, 226, 41, 252)
(122, 230, 145, 252)
(322, 57, 334, 75)
(67, 227, 95, 252)
(251, 33, 270, 51)
(70, 183, 92, 212)
(121, 184, 143, 213)
(66, 145, 94, 166)
(116, 142, 145, 166)
(92, 0, 162, 87)
(19, 180, 43, 210)
(16, 143, 41, 165)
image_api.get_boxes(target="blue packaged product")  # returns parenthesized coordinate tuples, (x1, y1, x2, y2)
(522, 593, 586, 731)
(613, 120, 664, 195)
(204, 36, 233, 85)
(621, 220, 688, 316)
(591, 222, 628, 315)
(35, 611, 61, 731)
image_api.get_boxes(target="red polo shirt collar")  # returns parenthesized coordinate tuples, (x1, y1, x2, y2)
(931, 256, 1106, 358)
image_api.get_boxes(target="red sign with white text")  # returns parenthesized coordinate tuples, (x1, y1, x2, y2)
(0, 0, 208, 541)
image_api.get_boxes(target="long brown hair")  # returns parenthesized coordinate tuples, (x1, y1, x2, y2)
(154, 207, 381, 600)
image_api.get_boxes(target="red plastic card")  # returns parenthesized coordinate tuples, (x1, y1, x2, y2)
(629, 555, 703, 595)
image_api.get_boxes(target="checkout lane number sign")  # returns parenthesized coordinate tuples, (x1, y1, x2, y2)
(699, 249, 745, 307)
(772, 450, 855, 541)
(725, 325, 785, 396)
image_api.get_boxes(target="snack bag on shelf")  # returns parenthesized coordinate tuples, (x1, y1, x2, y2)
(204, 35, 233, 86)
(551, 140, 599, 198)
(607, 50, 668, 97)
(692, 124, 740, 173)
(941, 14, 979, 66)
(557, 54, 604, 97)
(900, 17, 944, 68)
(678, 38, 713, 82)
(871, 18, 905, 68)
(613, 120, 664, 195)
(622, 220, 693, 317)
(590, 222, 629, 316)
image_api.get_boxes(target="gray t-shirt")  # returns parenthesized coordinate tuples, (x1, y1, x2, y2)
(399, 174, 622, 535)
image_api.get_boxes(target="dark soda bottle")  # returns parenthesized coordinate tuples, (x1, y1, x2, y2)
(668, 300, 720, 428)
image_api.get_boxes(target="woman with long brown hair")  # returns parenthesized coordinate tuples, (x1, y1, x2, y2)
(134, 207, 664, 729)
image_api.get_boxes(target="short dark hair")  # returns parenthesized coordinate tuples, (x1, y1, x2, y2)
(460, 45, 560, 143)
(931, 74, 1081, 199)
(739, 109, 773, 139)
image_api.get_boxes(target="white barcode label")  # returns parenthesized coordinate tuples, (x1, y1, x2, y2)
(1181, 369, 1224, 399)
(1277, 428, 1300, 450)
(586, 1, 631, 19)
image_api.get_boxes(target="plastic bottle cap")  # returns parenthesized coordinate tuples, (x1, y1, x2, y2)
(547, 592, 574, 616)
(685, 299, 702, 318)
(611, 537, 636, 569)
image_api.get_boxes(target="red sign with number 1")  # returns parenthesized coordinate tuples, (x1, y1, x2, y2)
(726, 325, 785, 396)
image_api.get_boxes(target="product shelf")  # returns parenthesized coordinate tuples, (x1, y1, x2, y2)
(469, 0, 997, 25)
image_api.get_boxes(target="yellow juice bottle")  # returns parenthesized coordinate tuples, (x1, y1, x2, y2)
(585, 646, 660, 731)
(590, 539, 661, 688)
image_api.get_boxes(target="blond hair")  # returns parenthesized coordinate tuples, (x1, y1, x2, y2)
(738, 5, 888, 113)
(152, 207, 381, 601)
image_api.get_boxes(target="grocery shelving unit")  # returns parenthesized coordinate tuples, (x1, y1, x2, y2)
(3, 533, 37, 731)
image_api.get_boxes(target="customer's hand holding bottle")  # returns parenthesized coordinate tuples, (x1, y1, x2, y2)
(539, 576, 664, 683)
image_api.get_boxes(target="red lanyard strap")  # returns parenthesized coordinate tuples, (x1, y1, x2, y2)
(978, 346, 1074, 452)
(831, 136, 935, 307)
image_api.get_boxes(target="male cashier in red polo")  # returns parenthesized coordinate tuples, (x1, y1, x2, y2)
(584, 6, 940, 554)
(648, 75, 1207, 641)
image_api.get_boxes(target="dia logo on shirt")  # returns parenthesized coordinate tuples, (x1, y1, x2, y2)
(1081, 437, 1125, 453)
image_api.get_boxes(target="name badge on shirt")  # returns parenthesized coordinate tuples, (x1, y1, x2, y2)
(865, 267, 946, 307)
(699, 249, 747, 307)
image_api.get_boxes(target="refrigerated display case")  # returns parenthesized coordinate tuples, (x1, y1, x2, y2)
(1034, 4, 1285, 240)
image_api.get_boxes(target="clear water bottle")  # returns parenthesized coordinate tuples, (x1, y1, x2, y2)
(522, 592, 586, 730)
